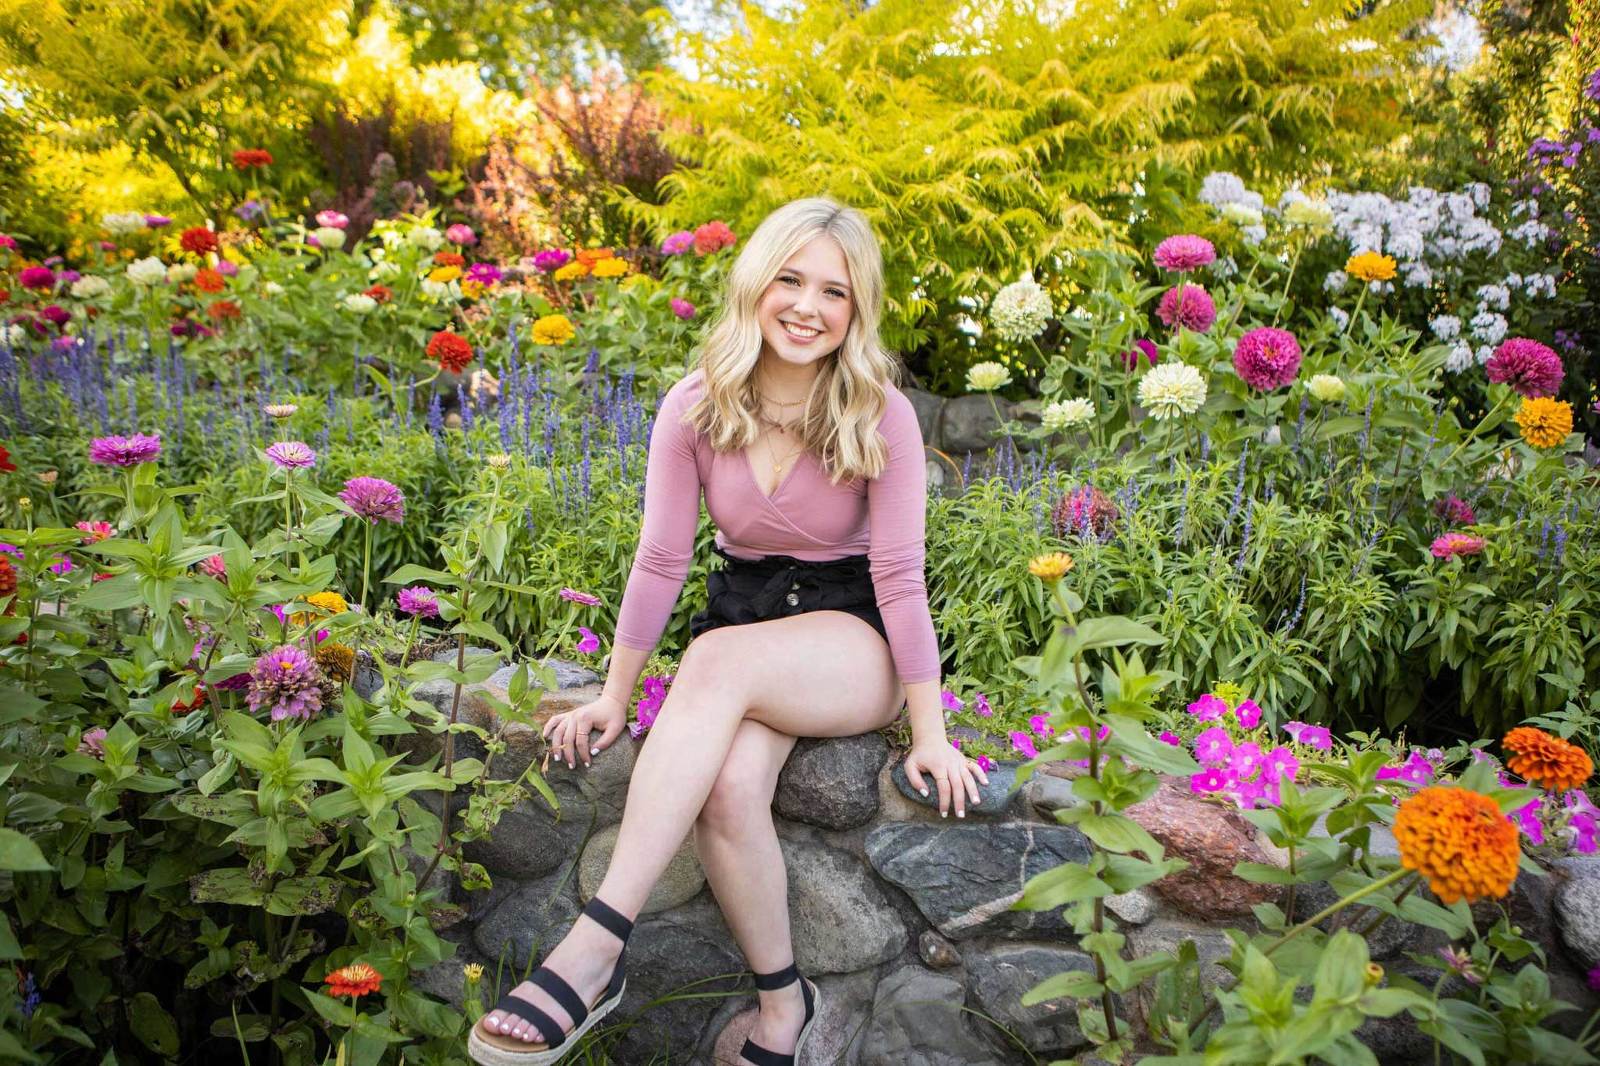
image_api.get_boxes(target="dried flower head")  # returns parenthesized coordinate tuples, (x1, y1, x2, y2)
(559, 587, 601, 607)
(1503, 727, 1593, 792)
(314, 641, 356, 682)
(262, 403, 298, 420)
(485, 453, 512, 470)
(1051, 485, 1118, 538)
(1393, 786, 1520, 904)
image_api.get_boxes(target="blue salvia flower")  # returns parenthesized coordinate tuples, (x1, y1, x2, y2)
(1357, 392, 1374, 457)
(584, 347, 600, 376)
(1234, 504, 1254, 572)
(1263, 472, 1276, 503)
(1173, 478, 1192, 547)
(498, 394, 516, 451)
(1200, 432, 1211, 462)
(427, 392, 444, 438)
(1281, 573, 1308, 634)
(19, 971, 38, 1019)
(1553, 523, 1568, 567)
(1537, 517, 1551, 562)
(961, 451, 973, 489)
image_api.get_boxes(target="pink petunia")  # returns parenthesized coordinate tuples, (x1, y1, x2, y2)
(1009, 731, 1039, 759)
(1190, 767, 1233, 794)
(1233, 699, 1262, 729)
(976, 754, 995, 773)
(1229, 741, 1264, 779)
(1194, 726, 1234, 765)
(1262, 746, 1300, 785)
(940, 689, 964, 714)
(575, 626, 601, 654)
(972, 692, 993, 718)
(1158, 730, 1182, 746)
(1283, 721, 1332, 751)
(1029, 713, 1056, 740)
(1512, 797, 1545, 845)
(1187, 693, 1227, 721)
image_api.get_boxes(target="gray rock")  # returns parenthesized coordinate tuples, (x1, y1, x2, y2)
(471, 870, 583, 971)
(940, 395, 1009, 455)
(775, 734, 887, 830)
(540, 738, 638, 826)
(904, 387, 945, 447)
(890, 759, 1021, 819)
(1555, 865, 1600, 969)
(865, 822, 1092, 940)
(1106, 889, 1157, 927)
(783, 837, 910, 975)
(608, 894, 748, 1063)
(460, 793, 595, 880)
(1126, 920, 1233, 991)
(705, 969, 879, 1066)
(966, 944, 1100, 1058)
(1025, 773, 1079, 819)
(852, 965, 1004, 1066)
(411, 927, 488, 1012)
(918, 930, 962, 969)
(351, 650, 383, 701)
(1289, 882, 1425, 962)
(431, 645, 502, 665)
(529, 658, 602, 689)
(579, 823, 704, 915)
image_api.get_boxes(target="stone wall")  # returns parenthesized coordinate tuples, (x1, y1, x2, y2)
(380, 656, 1600, 1065)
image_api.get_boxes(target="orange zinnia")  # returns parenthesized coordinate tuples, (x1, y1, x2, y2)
(192, 268, 225, 294)
(1392, 786, 1519, 904)
(432, 251, 465, 268)
(576, 247, 614, 267)
(323, 962, 382, 999)
(1503, 727, 1593, 792)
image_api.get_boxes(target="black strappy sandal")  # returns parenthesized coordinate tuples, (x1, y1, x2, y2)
(739, 962, 821, 1066)
(467, 897, 633, 1065)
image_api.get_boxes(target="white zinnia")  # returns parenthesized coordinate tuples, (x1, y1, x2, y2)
(965, 361, 1012, 392)
(312, 226, 347, 251)
(70, 275, 110, 299)
(263, 281, 285, 297)
(1283, 198, 1333, 231)
(343, 293, 377, 314)
(1042, 397, 1095, 432)
(126, 257, 167, 286)
(420, 279, 457, 301)
(370, 260, 402, 282)
(988, 278, 1053, 342)
(166, 263, 197, 284)
(101, 211, 146, 236)
(1137, 362, 1207, 420)
(1221, 202, 1264, 227)
(3, 324, 28, 346)
(409, 226, 445, 251)
(1307, 374, 1346, 403)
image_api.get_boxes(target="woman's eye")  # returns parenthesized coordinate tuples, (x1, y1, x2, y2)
(827, 289, 846, 299)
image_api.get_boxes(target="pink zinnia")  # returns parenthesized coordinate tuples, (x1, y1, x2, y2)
(75, 520, 114, 544)
(199, 554, 227, 580)
(1433, 494, 1476, 526)
(264, 441, 316, 469)
(1153, 234, 1216, 273)
(670, 298, 696, 320)
(692, 221, 737, 255)
(315, 211, 349, 229)
(1233, 327, 1303, 391)
(1431, 532, 1486, 559)
(559, 587, 601, 607)
(1122, 338, 1158, 371)
(661, 231, 695, 256)
(88, 433, 162, 467)
(465, 262, 502, 286)
(247, 644, 323, 722)
(18, 266, 55, 291)
(532, 248, 571, 273)
(445, 223, 478, 246)
(77, 727, 108, 759)
(1485, 338, 1563, 398)
(1155, 284, 1216, 333)
(397, 586, 439, 618)
(339, 476, 405, 523)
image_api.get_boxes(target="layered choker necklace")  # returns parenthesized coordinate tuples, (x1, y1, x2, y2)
(755, 390, 808, 434)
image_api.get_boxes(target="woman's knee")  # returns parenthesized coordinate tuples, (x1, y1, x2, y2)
(697, 751, 776, 832)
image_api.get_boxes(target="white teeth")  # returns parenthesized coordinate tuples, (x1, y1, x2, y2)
(783, 322, 820, 338)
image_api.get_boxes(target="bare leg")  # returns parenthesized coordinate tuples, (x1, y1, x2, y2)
(695, 719, 803, 1060)
(480, 612, 903, 1046)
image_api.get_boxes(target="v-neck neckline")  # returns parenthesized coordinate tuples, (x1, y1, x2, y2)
(743, 442, 806, 502)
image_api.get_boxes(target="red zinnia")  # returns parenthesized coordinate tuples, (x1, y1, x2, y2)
(363, 284, 393, 304)
(426, 330, 473, 374)
(0, 444, 14, 473)
(206, 300, 241, 322)
(172, 683, 207, 714)
(192, 268, 225, 294)
(432, 251, 465, 268)
(232, 148, 274, 170)
(692, 222, 736, 256)
(323, 962, 382, 999)
(180, 227, 220, 256)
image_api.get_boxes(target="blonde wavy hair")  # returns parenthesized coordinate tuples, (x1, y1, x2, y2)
(683, 197, 900, 483)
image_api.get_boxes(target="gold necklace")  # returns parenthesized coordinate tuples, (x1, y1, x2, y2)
(762, 425, 807, 477)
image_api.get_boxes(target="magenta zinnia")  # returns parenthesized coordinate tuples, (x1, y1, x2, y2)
(246, 645, 323, 721)
(339, 477, 405, 523)
(559, 587, 601, 607)
(396, 586, 439, 618)
(1485, 338, 1564, 399)
(1431, 532, 1486, 560)
(18, 266, 56, 291)
(1433, 495, 1477, 526)
(1153, 235, 1216, 273)
(1233, 327, 1304, 391)
(264, 441, 316, 469)
(88, 433, 162, 467)
(1122, 338, 1158, 370)
(1155, 284, 1216, 333)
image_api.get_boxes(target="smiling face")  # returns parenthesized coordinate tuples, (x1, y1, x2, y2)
(755, 236, 855, 373)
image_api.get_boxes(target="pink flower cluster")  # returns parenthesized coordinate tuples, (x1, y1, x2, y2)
(1185, 692, 1261, 729)
(629, 674, 674, 738)
(1431, 532, 1486, 560)
(1155, 284, 1216, 333)
(1433, 494, 1476, 527)
(1188, 727, 1299, 809)
(1153, 234, 1216, 273)
(1282, 720, 1333, 750)
(1232, 327, 1303, 391)
(1485, 338, 1564, 398)
(1375, 750, 1438, 788)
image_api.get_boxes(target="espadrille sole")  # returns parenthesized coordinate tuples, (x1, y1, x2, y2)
(466, 979, 625, 1066)
(793, 982, 822, 1062)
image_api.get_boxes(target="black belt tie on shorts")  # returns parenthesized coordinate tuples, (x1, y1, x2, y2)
(688, 544, 888, 642)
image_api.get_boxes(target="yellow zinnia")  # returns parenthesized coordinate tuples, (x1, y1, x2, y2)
(552, 261, 589, 282)
(460, 279, 486, 300)
(532, 314, 576, 346)
(1344, 251, 1397, 283)
(427, 265, 462, 284)
(291, 590, 349, 627)
(1028, 552, 1075, 583)
(1513, 396, 1572, 449)
(591, 257, 628, 279)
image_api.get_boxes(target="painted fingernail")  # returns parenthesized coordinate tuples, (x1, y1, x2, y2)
(941, 810, 948, 818)
(957, 810, 965, 818)
(591, 746, 599, 755)
(920, 788, 929, 797)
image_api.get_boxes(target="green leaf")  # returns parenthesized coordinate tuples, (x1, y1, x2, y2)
(1016, 862, 1111, 911)
(129, 992, 180, 1056)
(1077, 812, 1164, 860)
(188, 868, 267, 906)
(266, 877, 342, 916)
(0, 828, 51, 872)
(384, 563, 457, 587)
(1021, 967, 1103, 1005)
(1064, 617, 1165, 659)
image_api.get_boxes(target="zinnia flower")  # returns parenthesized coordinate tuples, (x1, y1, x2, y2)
(531, 314, 576, 346)
(18, 266, 55, 291)
(291, 590, 348, 628)
(75, 521, 113, 544)
(339, 477, 405, 523)
(1155, 284, 1216, 333)
(1122, 339, 1158, 371)
(262, 403, 298, 420)
(464, 263, 502, 286)
(965, 361, 1012, 392)
(989, 278, 1053, 342)
(264, 441, 316, 469)
(1042, 398, 1095, 433)
(1153, 234, 1216, 272)
(1503, 727, 1593, 792)
(426, 330, 473, 374)
(1433, 495, 1476, 526)
(1485, 338, 1564, 398)
(1513, 396, 1572, 449)
(232, 148, 273, 169)
(1233, 327, 1303, 391)
(533, 248, 572, 273)
(1393, 786, 1520, 904)
(315, 210, 348, 229)
(315, 642, 355, 682)
(192, 268, 225, 294)
(1137, 362, 1207, 419)
(323, 962, 382, 999)
(0, 444, 15, 473)
(206, 300, 240, 322)
(670, 298, 696, 320)
(397, 586, 439, 618)
(199, 554, 227, 580)
(179, 227, 220, 256)
(77, 727, 107, 759)
(363, 284, 393, 304)
(1345, 251, 1397, 283)
(426, 265, 461, 284)
(1307, 374, 1347, 403)
(1431, 532, 1486, 559)
(693, 221, 737, 255)
(559, 587, 601, 606)
(591, 257, 628, 279)
(1028, 551, 1074, 582)
(553, 261, 589, 282)
(88, 433, 162, 467)
(444, 223, 477, 246)
(660, 231, 695, 255)
(246, 645, 323, 721)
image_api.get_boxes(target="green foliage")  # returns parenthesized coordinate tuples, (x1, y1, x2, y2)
(625, 0, 1431, 353)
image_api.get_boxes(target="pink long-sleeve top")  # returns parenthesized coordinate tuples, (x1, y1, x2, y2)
(613, 369, 941, 683)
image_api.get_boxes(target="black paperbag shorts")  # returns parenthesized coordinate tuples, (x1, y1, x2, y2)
(689, 544, 889, 644)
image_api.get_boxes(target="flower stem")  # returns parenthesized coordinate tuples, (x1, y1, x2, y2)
(1438, 391, 1513, 471)
(360, 521, 372, 616)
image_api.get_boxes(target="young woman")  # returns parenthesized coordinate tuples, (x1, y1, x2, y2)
(469, 197, 989, 1066)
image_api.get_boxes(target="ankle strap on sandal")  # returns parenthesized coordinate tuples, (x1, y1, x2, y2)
(582, 896, 634, 944)
(751, 962, 801, 991)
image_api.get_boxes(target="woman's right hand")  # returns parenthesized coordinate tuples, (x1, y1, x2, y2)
(541, 693, 629, 768)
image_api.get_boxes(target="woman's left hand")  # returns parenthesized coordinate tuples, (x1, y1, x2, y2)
(902, 737, 990, 819)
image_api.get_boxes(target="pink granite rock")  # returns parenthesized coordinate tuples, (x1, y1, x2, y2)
(1125, 778, 1284, 918)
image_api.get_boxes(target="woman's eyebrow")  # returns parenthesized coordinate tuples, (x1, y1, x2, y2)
(783, 268, 851, 290)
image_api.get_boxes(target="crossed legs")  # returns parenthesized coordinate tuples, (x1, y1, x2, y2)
(479, 610, 905, 1057)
